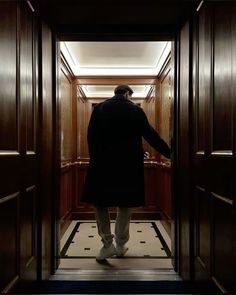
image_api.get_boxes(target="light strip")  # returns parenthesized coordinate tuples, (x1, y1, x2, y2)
(60, 42, 77, 75)
(81, 85, 152, 98)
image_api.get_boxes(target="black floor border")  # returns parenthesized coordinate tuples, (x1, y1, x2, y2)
(151, 221, 171, 257)
(61, 222, 81, 257)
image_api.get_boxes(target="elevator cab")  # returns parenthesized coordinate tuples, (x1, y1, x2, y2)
(58, 41, 174, 271)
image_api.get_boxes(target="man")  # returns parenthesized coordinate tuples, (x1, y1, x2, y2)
(82, 85, 171, 260)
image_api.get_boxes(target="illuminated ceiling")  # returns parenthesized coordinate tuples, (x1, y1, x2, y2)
(60, 41, 171, 98)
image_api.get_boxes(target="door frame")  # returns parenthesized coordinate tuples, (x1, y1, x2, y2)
(51, 28, 181, 275)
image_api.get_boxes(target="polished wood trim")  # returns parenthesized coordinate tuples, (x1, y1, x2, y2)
(157, 53, 171, 79)
(0, 192, 20, 204)
(60, 52, 74, 78)
(26, 185, 36, 192)
(210, 151, 233, 156)
(196, 151, 205, 155)
(26, 1, 35, 12)
(211, 276, 227, 294)
(26, 151, 36, 155)
(0, 151, 20, 156)
(196, 255, 206, 269)
(2, 275, 19, 294)
(196, 185, 205, 192)
(211, 192, 233, 205)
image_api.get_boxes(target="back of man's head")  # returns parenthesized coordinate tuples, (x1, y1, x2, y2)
(114, 85, 134, 96)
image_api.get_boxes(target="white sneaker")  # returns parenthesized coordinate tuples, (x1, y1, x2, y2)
(96, 244, 117, 261)
(116, 245, 128, 257)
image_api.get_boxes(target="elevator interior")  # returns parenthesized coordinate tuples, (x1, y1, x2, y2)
(57, 40, 174, 274)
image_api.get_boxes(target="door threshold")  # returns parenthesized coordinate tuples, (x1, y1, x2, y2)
(51, 268, 181, 281)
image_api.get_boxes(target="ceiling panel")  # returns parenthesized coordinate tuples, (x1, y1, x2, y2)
(79, 84, 154, 98)
(61, 41, 171, 76)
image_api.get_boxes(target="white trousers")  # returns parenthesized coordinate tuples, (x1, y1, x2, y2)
(95, 206, 132, 247)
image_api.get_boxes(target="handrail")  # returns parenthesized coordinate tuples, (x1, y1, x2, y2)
(61, 160, 171, 168)
(157, 161, 171, 168)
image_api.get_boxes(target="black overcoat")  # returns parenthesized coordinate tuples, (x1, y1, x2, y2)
(82, 94, 170, 207)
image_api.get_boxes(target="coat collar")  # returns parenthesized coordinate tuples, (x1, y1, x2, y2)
(112, 94, 134, 103)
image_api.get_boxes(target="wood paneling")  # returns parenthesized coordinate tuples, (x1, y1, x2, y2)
(213, 5, 232, 151)
(39, 20, 53, 280)
(178, 19, 192, 280)
(0, 1, 39, 291)
(194, 187, 210, 273)
(191, 2, 236, 292)
(76, 95, 87, 158)
(20, 186, 37, 279)
(72, 161, 162, 220)
(59, 63, 74, 233)
(60, 166, 73, 223)
(60, 68, 73, 161)
(159, 60, 172, 148)
(0, 195, 19, 292)
(156, 58, 172, 233)
(193, 3, 212, 280)
(0, 1, 18, 152)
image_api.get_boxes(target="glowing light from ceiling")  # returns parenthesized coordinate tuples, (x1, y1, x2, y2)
(60, 42, 171, 76)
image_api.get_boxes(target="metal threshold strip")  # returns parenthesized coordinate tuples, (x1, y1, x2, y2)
(51, 268, 181, 281)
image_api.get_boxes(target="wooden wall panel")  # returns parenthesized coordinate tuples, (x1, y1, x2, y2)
(156, 59, 172, 234)
(20, 2, 35, 153)
(39, 20, 53, 280)
(60, 69, 73, 161)
(60, 167, 73, 222)
(76, 94, 87, 159)
(159, 64, 172, 148)
(142, 89, 157, 158)
(0, 1, 39, 292)
(0, 1, 18, 152)
(213, 6, 232, 151)
(178, 19, 192, 280)
(194, 187, 210, 273)
(59, 63, 74, 234)
(0, 195, 19, 292)
(193, 3, 212, 280)
(20, 186, 37, 279)
(19, 1, 38, 282)
(191, 2, 236, 292)
(212, 196, 234, 289)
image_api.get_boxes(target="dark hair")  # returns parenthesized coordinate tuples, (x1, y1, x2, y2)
(114, 85, 134, 95)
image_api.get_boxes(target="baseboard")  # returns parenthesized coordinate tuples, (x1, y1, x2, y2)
(71, 211, 162, 220)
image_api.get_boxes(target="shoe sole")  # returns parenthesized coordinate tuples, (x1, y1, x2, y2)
(116, 247, 128, 257)
(96, 251, 117, 261)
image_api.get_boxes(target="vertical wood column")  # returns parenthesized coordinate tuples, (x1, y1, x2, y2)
(0, 1, 40, 291)
(178, 20, 192, 280)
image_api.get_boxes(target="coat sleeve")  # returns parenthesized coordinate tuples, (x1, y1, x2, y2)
(140, 108, 171, 159)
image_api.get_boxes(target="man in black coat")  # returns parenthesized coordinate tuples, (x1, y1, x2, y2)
(82, 85, 170, 260)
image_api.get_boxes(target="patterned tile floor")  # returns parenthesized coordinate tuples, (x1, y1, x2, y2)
(58, 220, 174, 272)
